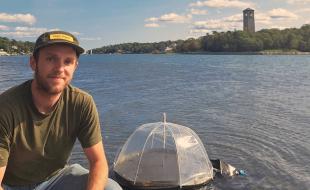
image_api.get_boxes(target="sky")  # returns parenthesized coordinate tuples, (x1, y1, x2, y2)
(0, 0, 310, 50)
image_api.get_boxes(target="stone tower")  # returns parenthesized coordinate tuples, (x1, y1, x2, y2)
(243, 8, 255, 33)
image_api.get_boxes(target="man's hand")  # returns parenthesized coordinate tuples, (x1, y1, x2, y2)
(83, 141, 108, 190)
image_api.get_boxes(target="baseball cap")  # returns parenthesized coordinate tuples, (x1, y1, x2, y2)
(33, 31, 84, 55)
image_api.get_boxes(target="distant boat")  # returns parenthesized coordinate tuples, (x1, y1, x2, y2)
(84, 49, 93, 55)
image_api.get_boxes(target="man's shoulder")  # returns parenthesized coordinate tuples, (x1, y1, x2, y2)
(64, 85, 98, 115)
(0, 81, 30, 114)
(0, 81, 30, 104)
(66, 84, 92, 98)
(65, 85, 95, 106)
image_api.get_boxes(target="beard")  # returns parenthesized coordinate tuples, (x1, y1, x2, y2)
(34, 66, 70, 95)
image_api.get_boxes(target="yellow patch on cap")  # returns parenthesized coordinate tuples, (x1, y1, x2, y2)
(49, 34, 74, 42)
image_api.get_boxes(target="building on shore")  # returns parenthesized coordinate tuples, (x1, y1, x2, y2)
(0, 49, 9, 56)
(243, 8, 255, 33)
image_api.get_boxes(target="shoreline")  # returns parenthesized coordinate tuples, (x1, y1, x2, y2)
(87, 50, 310, 56)
(180, 51, 310, 55)
(2, 51, 310, 57)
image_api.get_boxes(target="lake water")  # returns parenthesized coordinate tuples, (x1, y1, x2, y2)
(0, 54, 309, 190)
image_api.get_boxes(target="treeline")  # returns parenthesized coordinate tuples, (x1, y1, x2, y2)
(93, 24, 310, 54)
(92, 41, 178, 54)
(0, 37, 34, 55)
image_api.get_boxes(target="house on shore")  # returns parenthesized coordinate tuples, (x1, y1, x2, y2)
(0, 49, 10, 56)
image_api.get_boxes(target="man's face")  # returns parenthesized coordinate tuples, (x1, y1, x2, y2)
(30, 44, 78, 95)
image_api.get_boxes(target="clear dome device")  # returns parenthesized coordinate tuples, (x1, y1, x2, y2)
(113, 114, 213, 189)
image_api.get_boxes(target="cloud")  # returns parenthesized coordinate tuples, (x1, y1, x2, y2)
(0, 27, 85, 39)
(190, 9, 208, 15)
(255, 13, 272, 25)
(190, 7, 302, 35)
(80, 37, 103, 41)
(265, 25, 288, 30)
(10, 27, 49, 37)
(0, 25, 10, 31)
(239, 8, 300, 30)
(297, 8, 310, 13)
(145, 17, 159, 22)
(159, 13, 192, 23)
(189, 0, 255, 9)
(144, 13, 192, 28)
(144, 23, 160, 28)
(0, 13, 36, 25)
(193, 20, 225, 31)
(223, 14, 243, 22)
(70, 31, 81, 36)
(190, 29, 211, 34)
(0, 27, 60, 38)
(252, 9, 301, 30)
(268, 8, 298, 20)
(191, 15, 242, 34)
(287, 0, 310, 4)
(145, 13, 192, 24)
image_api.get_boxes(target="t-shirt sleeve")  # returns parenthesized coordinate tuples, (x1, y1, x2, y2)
(77, 94, 102, 148)
(0, 112, 11, 167)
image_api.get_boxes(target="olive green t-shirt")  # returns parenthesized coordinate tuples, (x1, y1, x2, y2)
(0, 80, 102, 185)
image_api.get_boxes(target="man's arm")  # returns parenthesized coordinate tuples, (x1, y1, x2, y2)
(83, 141, 108, 190)
(0, 166, 6, 190)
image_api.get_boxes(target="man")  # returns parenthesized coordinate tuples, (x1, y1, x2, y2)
(0, 31, 122, 190)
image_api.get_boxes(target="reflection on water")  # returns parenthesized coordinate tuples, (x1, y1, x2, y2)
(1, 54, 310, 190)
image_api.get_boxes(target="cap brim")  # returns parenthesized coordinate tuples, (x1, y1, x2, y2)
(34, 41, 85, 55)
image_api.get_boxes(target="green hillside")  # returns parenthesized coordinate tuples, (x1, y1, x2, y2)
(92, 24, 310, 54)
(0, 37, 34, 55)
